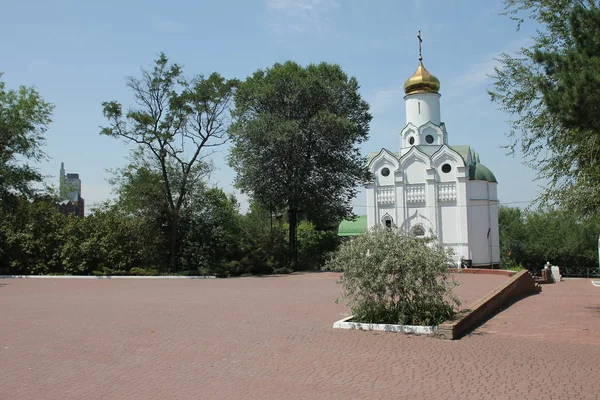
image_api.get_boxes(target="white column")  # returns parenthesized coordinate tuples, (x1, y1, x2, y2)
(395, 172, 406, 232)
(366, 184, 376, 229)
(425, 168, 438, 237)
(456, 166, 470, 263)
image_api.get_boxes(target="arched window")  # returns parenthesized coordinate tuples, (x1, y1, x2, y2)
(381, 214, 393, 229)
(411, 225, 425, 237)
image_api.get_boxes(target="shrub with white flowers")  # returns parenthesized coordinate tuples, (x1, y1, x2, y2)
(326, 226, 460, 326)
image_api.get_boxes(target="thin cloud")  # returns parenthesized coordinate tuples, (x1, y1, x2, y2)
(366, 85, 405, 116)
(454, 37, 534, 88)
(266, 0, 339, 35)
(366, 38, 534, 117)
(456, 57, 499, 87)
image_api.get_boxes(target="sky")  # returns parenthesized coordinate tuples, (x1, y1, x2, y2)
(1, 0, 542, 214)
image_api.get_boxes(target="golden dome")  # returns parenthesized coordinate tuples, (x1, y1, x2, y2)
(404, 61, 440, 95)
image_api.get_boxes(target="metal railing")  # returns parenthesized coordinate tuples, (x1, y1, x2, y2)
(558, 266, 600, 278)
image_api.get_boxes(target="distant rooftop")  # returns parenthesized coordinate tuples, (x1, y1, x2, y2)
(338, 215, 368, 237)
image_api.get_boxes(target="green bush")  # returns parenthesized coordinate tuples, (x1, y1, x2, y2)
(0, 197, 66, 275)
(501, 257, 525, 272)
(325, 226, 460, 326)
(60, 206, 166, 275)
(499, 206, 600, 276)
(129, 267, 158, 276)
(273, 267, 293, 275)
(295, 220, 339, 271)
(93, 267, 129, 276)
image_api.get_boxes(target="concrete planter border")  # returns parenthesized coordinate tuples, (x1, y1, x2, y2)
(332, 316, 437, 335)
(333, 270, 541, 340)
(0, 275, 216, 279)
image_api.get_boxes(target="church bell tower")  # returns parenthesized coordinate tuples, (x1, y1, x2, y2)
(400, 31, 445, 154)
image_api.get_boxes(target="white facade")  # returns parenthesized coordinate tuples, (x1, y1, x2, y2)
(365, 62, 500, 267)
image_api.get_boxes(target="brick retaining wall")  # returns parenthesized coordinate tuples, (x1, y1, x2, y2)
(450, 268, 516, 277)
(438, 270, 541, 340)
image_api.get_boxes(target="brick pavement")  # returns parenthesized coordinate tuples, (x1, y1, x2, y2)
(1, 273, 599, 400)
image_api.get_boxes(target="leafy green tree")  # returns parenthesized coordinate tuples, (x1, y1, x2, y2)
(59, 204, 165, 275)
(0, 74, 53, 202)
(109, 148, 221, 272)
(101, 53, 237, 271)
(498, 206, 527, 268)
(178, 187, 243, 275)
(292, 220, 340, 271)
(235, 201, 289, 276)
(0, 76, 61, 275)
(0, 196, 65, 275)
(325, 227, 459, 326)
(109, 148, 211, 220)
(491, 0, 600, 217)
(229, 61, 371, 267)
(522, 209, 600, 273)
(109, 151, 168, 221)
(499, 206, 600, 275)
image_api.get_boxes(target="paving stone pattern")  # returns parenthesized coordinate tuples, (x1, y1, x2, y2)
(1, 273, 599, 399)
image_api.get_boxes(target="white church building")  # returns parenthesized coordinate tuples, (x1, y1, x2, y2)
(340, 37, 500, 268)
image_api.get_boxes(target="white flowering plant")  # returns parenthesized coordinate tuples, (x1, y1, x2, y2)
(325, 226, 460, 326)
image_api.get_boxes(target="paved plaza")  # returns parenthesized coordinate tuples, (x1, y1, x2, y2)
(1, 273, 599, 399)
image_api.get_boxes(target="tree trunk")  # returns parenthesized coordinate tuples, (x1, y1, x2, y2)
(168, 211, 179, 273)
(288, 208, 298, 270)
(269, 207, 274, 252)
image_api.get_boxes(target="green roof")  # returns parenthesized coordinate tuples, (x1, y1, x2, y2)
(338, 215, 368, 237)
(469, 163, 497, 183)
(450, 145, 472, 165)
(367, 149, 398, 164)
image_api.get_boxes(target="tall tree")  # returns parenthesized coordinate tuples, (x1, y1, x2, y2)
(101, 53, 237, 271)
(178, 187, 242, 275)
(108, 148, 211, 221)
(498, 206, 527, 268)
(107, 148, 212, 271)
(0, 74, 53, 202)
(229, 61, 371, 267)
(490, 0, 600, 217)
(498, 206, 600, 275)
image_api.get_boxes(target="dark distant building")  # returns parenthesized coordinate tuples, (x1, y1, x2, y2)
(58, 162, 85, 217)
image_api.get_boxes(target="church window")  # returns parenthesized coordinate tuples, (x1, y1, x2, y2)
(381, 167, 390, 177)
(409, 137, 415, 145)
(411, 225, 425, 237)
(425, 135, 434, 144)
(441, 163, 452, 173)
(381, 214, 393, 229)
(418, 102, 421, 114)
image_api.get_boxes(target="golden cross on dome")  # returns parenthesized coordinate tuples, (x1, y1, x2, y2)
(417, 30, 423, 61)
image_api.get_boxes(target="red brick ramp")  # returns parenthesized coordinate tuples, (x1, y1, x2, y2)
(439, 270, 541, 339)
